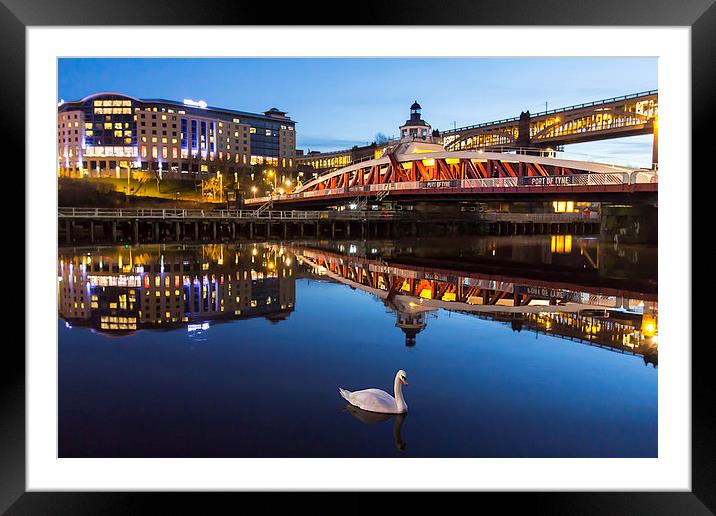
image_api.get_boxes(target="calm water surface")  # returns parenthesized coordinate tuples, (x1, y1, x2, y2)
(58, 236, 657, 457)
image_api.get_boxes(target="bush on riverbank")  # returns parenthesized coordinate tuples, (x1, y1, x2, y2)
(58, 177, 220, 209)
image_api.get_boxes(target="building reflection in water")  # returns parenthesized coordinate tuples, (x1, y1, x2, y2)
(58, 244, 296, 334)
(58, 238, 657, 366)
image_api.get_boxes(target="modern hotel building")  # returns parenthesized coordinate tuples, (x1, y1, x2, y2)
(57, 92, 297, 178)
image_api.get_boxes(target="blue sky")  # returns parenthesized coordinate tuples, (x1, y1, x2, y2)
(59, 57, 657, 167)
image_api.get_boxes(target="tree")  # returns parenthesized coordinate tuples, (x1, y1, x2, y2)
(375, 132, 390, 145)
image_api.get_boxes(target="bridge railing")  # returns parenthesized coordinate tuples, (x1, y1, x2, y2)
(442, 89, 658, 134)
(480, 212, 599, 223)
(247, 171, 657, 204)
(57, 207, 337, 220)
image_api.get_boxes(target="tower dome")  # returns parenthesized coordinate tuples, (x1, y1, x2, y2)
(399, 100, 431, 141)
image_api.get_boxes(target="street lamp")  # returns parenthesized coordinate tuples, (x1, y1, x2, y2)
(251, 185, 257, 198)
(267, 169, 277, 192)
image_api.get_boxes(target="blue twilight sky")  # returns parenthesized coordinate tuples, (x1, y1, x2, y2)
(58, 57, 657, 167)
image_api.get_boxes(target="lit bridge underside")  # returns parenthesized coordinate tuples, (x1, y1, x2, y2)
(441, 90, 657, 151)
(290, 246, 657, 360)
(246, 143, 658, 208)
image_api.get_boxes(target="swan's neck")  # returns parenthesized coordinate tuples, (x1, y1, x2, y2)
(394, 375, 407, 413)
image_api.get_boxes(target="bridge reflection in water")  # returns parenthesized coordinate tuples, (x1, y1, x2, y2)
(287, 235, 657, 365)
(58, 236, 656, 365)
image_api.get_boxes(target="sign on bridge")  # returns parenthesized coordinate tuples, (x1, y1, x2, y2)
(420, 180, 458, 189)
(520, 176, 575, 186)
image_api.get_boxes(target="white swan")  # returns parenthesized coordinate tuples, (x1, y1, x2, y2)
(339, 370, 408, 414)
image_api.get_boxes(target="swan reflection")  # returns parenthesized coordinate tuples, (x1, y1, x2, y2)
(343, 405, 407, 451)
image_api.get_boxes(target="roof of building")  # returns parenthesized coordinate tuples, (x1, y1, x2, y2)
(410, 101, 422, 110)
(58, 92, 294, 124)
(401, 118, 430, 127)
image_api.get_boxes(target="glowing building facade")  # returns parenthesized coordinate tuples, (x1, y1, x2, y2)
(57, 92, 297, 178)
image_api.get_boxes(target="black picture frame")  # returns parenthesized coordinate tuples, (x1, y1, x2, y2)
(4, 0, 710, 512)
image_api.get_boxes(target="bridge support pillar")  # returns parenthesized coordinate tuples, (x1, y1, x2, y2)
(65, 220, 72, 244)
(175, 221, 181, 241)
(212, 221, 217, 241)
(248, 222, 254, 239)
(266, 223, 271, 239)
(89, 222, 95, 243)
(112, 221, 118, 243)
(231, 222, 236, 240)
(283, 223, 288, 239)
(346, 222, 351, 238)
(131, 221, 137, 243)
(153, 222, 159, 242)
(194, 221, 199, 241)
(300, 223, 305, 238)
(316, 222, 320, 237)
(331, 222, 336, 239)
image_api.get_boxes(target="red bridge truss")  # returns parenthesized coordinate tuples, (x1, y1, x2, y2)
(247, 142, 658, 207)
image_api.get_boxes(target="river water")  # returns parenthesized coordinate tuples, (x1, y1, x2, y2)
(58, 235, 657, 457)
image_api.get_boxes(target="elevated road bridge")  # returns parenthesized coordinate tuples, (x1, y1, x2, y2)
(441, 90, 658, 156)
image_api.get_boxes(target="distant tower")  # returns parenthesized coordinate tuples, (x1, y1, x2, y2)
(399, 101, 432, 141)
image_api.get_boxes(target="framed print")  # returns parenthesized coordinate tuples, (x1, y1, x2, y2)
(4, 0, 713, 512)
